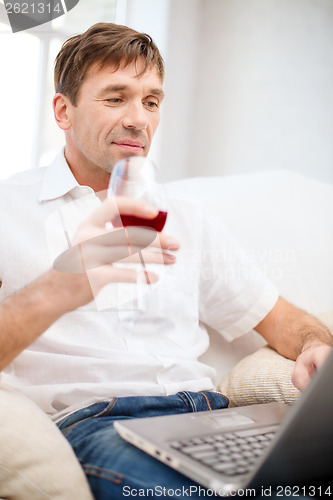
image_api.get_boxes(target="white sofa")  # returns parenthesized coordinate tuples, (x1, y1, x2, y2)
(168, 169, 333, 405)
(1, 169, 332, 499)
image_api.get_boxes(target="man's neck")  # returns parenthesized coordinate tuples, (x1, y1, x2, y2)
(64, 149, 110, 195)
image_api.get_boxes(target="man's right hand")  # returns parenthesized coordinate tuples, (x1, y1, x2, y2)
(54, 196, 180, 309)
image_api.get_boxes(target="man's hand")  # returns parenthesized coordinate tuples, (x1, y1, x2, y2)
(255, 297, 332, 392)
(65, 196, 179, 302)
(292, 344, 332, 391)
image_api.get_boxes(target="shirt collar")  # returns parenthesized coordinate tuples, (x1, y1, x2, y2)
(38, 148, 81, 202)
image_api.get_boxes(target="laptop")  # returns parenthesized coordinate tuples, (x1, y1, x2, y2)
(114, 349, 333, 495)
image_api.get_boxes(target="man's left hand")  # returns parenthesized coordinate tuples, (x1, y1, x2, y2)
(292, 344, 332, 391)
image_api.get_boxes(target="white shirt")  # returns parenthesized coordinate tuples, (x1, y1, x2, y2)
(0, 150, 279, 421)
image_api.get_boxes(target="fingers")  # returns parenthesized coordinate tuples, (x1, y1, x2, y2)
(64, 194, 180, 274)
(291, 363, 312, 392)
(56, 195, 180, 301)
(87, 264, 159, 288)
(82, 242, 176, 270)
(86, 196, 159, 228)
(72, 196, 179, 252)
(54, 226, 177, 273)
(85, 264, 159, 308)
(292, 345, 332, 391)
(120, 247, 176, 266)
(151, 232, 180, 252)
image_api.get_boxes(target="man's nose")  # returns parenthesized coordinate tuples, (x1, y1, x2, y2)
(122, 102, 148, 131)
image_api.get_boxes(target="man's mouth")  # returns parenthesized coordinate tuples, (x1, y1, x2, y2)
(113, 140, 145, 153)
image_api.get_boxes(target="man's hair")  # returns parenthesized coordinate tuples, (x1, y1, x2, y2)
(54, 22, 164, 106)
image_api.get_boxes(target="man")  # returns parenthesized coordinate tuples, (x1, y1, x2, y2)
(0, 22, 332, 499)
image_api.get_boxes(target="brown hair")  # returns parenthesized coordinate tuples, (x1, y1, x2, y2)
(54, 22, 164, 105)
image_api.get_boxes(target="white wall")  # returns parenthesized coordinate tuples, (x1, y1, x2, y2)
(160, 0, 333, 183)
(2, 0, 332, 184)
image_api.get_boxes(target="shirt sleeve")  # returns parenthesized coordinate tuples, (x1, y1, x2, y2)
(198, 205, 279, 341)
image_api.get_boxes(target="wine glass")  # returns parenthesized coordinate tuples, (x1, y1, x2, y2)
(107, 156, 168, 330)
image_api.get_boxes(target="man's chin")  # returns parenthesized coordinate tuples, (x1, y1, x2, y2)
(118, 150, 146, 159)
(101, 149, 147, 174)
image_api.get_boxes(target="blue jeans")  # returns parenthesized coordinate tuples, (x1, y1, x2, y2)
(56, 392, 313, 499)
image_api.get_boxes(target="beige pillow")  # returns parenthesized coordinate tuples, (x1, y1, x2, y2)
(0, 385, 93, 500)
(219, 311, 333, 407)
(218, 346, 300, 407)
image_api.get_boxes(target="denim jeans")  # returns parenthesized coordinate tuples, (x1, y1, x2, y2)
(56, 392, 313, 499)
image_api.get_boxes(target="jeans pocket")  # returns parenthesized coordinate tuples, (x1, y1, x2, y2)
(212, 390, 230, 407)
(199, 391, 229, 411)
(178, 391, 229, 413)
(58, 398, 118, 435)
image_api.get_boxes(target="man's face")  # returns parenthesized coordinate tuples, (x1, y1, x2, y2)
(63, 59, 164, 177)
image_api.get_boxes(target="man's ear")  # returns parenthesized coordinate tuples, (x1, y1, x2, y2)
(53, 93, 73, 131)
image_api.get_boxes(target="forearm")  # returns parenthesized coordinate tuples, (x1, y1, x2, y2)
(255, 297, 333, 361)
(291, 314, 333, 357)
(0, 269, 92, 371)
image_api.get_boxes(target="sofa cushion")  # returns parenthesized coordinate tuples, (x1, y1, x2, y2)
(0, 385, 93, 500)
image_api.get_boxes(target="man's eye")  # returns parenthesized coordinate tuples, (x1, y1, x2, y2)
(144, 100, 159, 109)
(106, 98, 123, 104)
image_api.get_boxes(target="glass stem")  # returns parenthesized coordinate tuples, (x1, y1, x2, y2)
(136, 250, 149, 312)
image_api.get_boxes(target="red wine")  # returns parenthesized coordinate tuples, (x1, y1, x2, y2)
(112, 210, 168, 232)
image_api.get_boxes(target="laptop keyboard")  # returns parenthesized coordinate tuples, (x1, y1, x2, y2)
(169, 427, 277, 477)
